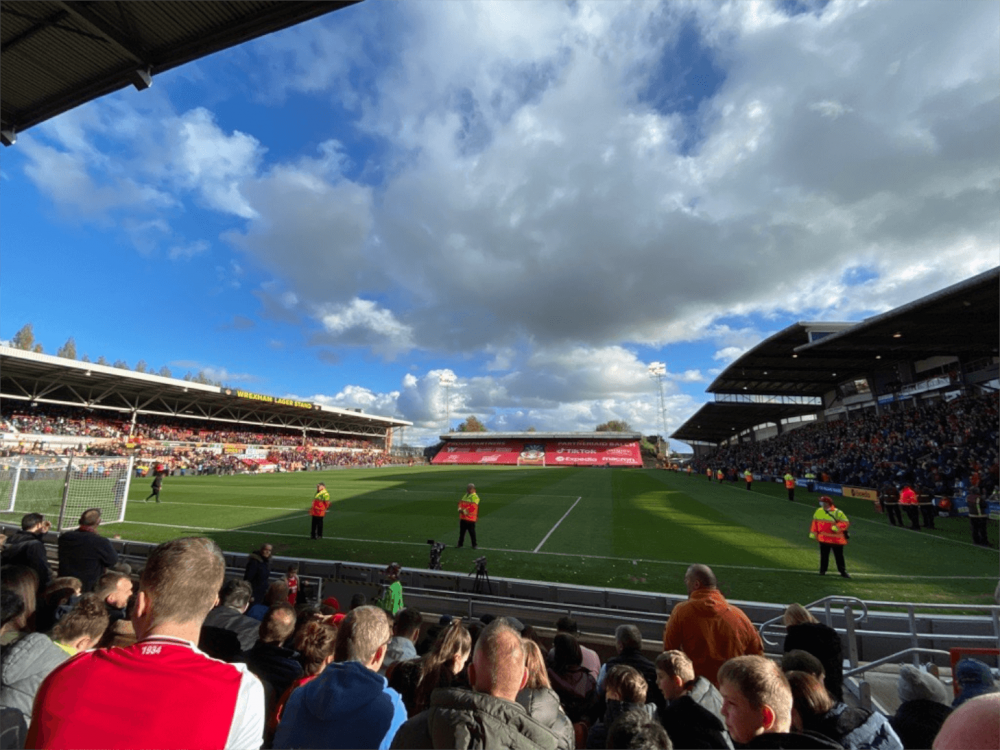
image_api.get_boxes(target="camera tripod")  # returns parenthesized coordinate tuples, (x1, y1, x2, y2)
(471, 557, 493, 595)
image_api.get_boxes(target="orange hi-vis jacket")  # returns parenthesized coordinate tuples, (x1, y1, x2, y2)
(784, 474, 795, 489)
(899, 486, 918, 505)
(310, 490, 331, 517)
(716, 470, 724, 480)
(458, 492, 480, 523)
(810, 505, 850, 546)
(744, 470, 753, 483)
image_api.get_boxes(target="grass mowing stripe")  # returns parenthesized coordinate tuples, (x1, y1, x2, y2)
(117, 520, 994, 581)
(534, 497, 582, 553)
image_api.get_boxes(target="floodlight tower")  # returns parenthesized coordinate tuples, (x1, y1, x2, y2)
(647, 362, 668, 455)
(439, 372, 457, 433)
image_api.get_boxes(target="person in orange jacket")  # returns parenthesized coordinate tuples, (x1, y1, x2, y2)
(810, 496, 851, 579)
(310, 483, 331, 539)
(457, 483, 480, 549)
(899, 484, 920, 531)
(784, 472, 796, 502)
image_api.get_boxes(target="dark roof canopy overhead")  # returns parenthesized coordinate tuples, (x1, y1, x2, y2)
(1, 1, 358, 141)
(0, 346, 409, 438)
(675, 266, 999, 446)
(707, 266, 1000, 398)
(670, 401, 822, 446)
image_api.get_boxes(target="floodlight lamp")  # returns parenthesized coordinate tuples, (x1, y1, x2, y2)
(892, 332, 902, 338)
(130, 66, 153, 91)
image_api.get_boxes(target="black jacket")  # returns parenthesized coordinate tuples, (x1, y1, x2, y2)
(890, 700, 952, 750)
(1, 531, 51, 593)
(56, 528, 117, 592)
(202, 605, 261, 654)
(659, 694, 733, 749)
(243, 553, 271, 605)
(784, 622, 844, 702)
(240, 641, 302, 703)
(603, 647, 665, 712)
(515, 687, 574, 750)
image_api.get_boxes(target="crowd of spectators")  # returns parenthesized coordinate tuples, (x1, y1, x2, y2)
(0, 402, 412, 474)
(3, 525, 996, 750)
(695, 392, 999, 497)
(1, 404, 384, 450)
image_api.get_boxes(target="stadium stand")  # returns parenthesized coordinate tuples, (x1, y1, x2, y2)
(432, 433, 644, 467)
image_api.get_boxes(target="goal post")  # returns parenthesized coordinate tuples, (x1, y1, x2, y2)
(0, 455, 133, 530)
(516, 455, 546, 467)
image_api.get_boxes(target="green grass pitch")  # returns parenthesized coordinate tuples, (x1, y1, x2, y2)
(6, 466, 996, 606)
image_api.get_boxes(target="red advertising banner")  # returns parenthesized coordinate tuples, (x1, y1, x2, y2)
(431, 438, 642, 467)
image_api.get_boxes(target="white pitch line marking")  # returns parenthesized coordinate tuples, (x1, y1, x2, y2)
(534, 497, 582, 553)
(114, 521, 994, 580)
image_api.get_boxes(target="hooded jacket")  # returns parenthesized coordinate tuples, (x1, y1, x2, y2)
(663, 588, 764, 685)
(515, 687, 574, 750)
(0, 531, 51, 593)
(658, 694, 733, 750)
(273, 660, 406, 750)
(390, 687, 558, 750)
(807, 702, 902, 750)
(0, 633, 69, 725)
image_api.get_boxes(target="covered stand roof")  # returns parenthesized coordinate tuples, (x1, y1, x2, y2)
(1, 0, 357, 141)
(670, 401, 822, 446)
(0, 347, 409, 439)
(673, 266, 1000, 446)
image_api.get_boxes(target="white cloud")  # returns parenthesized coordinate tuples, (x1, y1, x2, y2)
(316, 298, 414, 357)
(713, 347, 747, 364)
(168, 240, 210, 260)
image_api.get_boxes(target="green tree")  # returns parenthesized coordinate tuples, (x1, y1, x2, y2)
(526, 426, 537, 432)
(596, 420, 632, 432)
(457, 415, 488, 432)
(135, 360, 148, 373)
(11, 324, 35, 350)
(80, 354, 91, 363)
(96, 356, 109, 366)
(56, 337, 77, 359)
(32, 344, 43, 353)
(158, 365, 172, 378)
(113, 359, 129, 370)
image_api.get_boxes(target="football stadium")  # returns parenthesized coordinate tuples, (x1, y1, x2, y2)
(2, 2, 998, 748)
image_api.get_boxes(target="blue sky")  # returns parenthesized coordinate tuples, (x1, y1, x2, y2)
(2, 0, 998, 448)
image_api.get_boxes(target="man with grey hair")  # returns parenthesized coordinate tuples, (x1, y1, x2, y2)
(274, 605, 406, 749)
(391, 619, 558, 749)
(596, 623, 664, 713)
(28, 537, 265, 749)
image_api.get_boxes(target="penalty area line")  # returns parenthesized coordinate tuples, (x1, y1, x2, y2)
(534, 497, 582, 553)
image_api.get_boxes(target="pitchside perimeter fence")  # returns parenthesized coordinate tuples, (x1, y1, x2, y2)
(0, 454, 134, 530)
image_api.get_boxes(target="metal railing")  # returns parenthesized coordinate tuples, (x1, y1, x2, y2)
(758, 596, 869, 647)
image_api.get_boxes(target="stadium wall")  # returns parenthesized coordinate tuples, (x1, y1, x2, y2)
(431, 437, 643, 467)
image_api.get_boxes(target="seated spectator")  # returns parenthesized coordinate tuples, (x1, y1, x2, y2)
(932, 693, 1000, 750)
(36, 577, 82, 633)
(890, 665, 952, 750)
(548, 616, 601, 680)
(952, 658, 998, 708)
(600, 624, 664, 713)
(717, 656, 840, 748)
(27, 537, 264, 749)
(547, 633, 598, 724)
(267, 619, 338, 745)
(390, 618, 558, 749)
(787, 670, 901, 750)
(389, 619, 472, 716)
(607, 708, 673, 749)
(655, 650, 732, 749)
(249, 580, 290, 621)
(516, 639, 574, 750)
(3, 590, 111, 733)
(381, 607, 423, 675)
(588, 665, 657, 749)
(201, 579, 261, 659)
(783, 604, 845, 702)
(0, 567, 38, 639)
(241, 603, 303, 716)
(274, 605, 406, 749)
(93, 571, 133, 624)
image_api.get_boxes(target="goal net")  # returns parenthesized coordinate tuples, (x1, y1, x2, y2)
(0, 455, 134, 531)
(516, 454, 546, 467)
